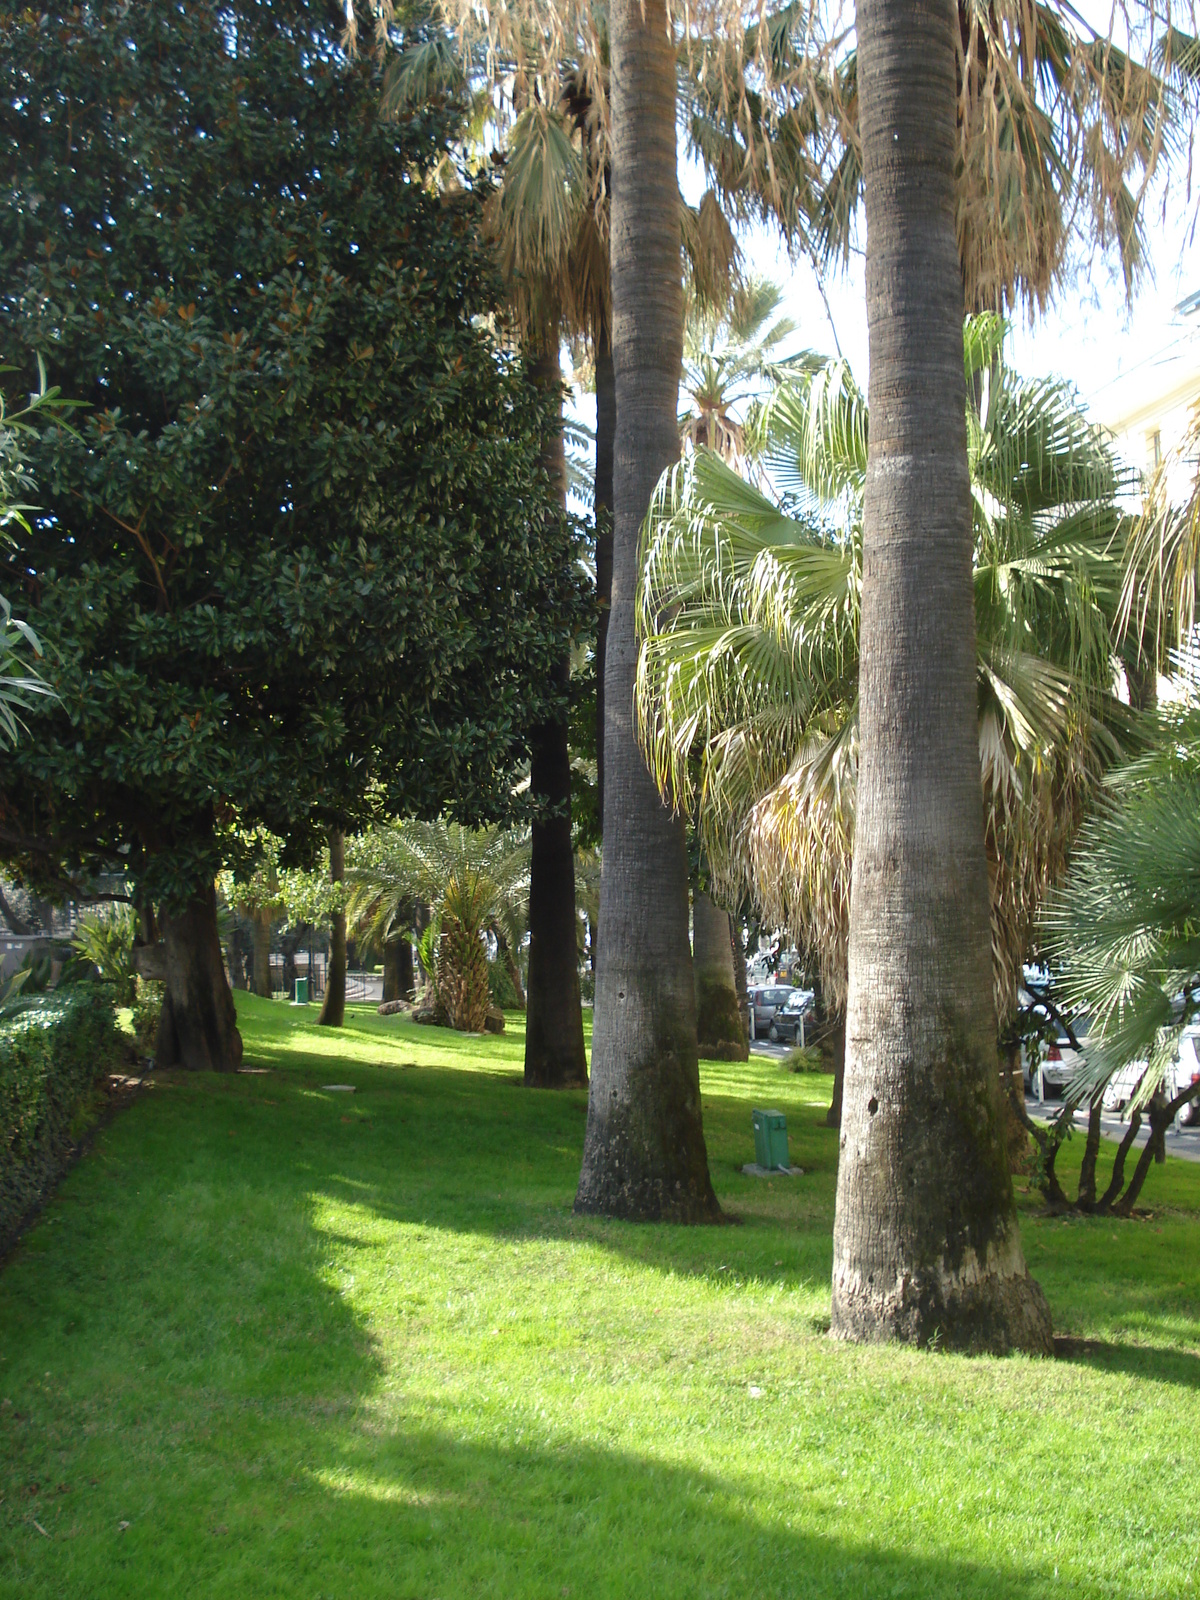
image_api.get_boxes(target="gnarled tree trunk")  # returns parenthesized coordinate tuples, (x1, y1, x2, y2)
(318, 830, 346, 1028)
(155, 884, 243, 1072)
(831, 0, 1050, 1352)
(525, 349, 588, 1089)
(693, 891, 747, 1061)
(574, 0, 719, 1223)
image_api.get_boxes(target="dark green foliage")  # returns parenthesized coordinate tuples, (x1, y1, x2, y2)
(0, 985, 121, 1250)
(0, 0, 584, 910)
(488, 953, 523, 1010)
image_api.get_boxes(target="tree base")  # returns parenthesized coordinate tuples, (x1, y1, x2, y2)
(155, 888, 243, 1072)
(831, 1241, 1053, 1355)
(574, 1164, 724, 1225)
(696, 981, 748, 1063)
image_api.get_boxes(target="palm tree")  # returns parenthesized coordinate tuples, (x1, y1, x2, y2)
(347, 820, 531, 1034)
(1042, 698, 1200, 1213)
(639, 316, 1123, 1035)
(830, 0, 1051, 1352)
(680, 276, 797, 471)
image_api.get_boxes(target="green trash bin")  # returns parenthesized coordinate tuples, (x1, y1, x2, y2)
(752, 1108, 790, 1171)
(292, 976, 309, 1005)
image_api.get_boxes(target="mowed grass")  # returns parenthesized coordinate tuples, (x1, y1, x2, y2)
(2, 995, 1198, 1599)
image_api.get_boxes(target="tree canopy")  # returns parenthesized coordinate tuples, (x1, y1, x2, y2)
(0, 0, 585, 912)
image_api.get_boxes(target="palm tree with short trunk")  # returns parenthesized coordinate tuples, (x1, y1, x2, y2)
(347, 820, 531, 1033)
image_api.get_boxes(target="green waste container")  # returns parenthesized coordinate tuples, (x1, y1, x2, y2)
(752, 1108, 790, 1171)
(293, 977, 309, 1005)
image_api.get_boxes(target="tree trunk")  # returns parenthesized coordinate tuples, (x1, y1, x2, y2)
(497, 931, 526, 1010)
(318, 831, 346, 1028)
(693, 891, 747, 1061)
(595, 324, 615, 839)
(383, 933, 413, 1004)
(154, 884, 243, 1071)
(730, 921, 748, 1021)
(251, 907, 272, 997)
(525, 349, 588, 1089)
(824, 1015, 847, 1128)
(831, 0, 1050, 1352)
(1077, 1098, 1104, 1209)
(574, 0, 719, 1223)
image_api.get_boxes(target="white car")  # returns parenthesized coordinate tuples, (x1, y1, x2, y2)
(1100, 1028, 1200, 1124)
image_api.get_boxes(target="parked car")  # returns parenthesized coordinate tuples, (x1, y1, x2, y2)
(747, 985, 794, 1039)
(1173, 1027, 1200, 1124)
(1021, 1005, 1091, 1098)
(767, 989, 816, 1044)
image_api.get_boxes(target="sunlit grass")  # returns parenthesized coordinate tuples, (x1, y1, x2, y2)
(0, 993, 1197, 1597)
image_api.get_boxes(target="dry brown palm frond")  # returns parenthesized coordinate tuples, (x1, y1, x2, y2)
(1119, 409, 1200, 665)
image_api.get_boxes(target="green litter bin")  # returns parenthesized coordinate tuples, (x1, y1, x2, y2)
(752, 1108, 790, 1171)
(292, 977, 309, 1005)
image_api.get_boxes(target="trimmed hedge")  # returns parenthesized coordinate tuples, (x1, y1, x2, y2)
(0, 985, 121, 1252)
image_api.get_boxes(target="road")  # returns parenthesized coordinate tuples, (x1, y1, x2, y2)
(749, 1041, 1200, 1164)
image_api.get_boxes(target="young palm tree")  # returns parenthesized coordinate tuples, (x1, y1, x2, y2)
(639, 316, 1124, 1029)
(680, 276, 797, 471)
(347, 820, 531, 1034)
(1042, 699, 1200, 1211)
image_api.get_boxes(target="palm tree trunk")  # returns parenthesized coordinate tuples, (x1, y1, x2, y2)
(318, 830, 346, 1028)
(154, 883, 243, 1071)
(496, 930, 526, 1010)
(595, 323, 615, 840)
(574, 0, 719, 1223)
(831, 0, 1050, 1352)
(693, 892, 747, 1060)
(383, 933, 413, 1004)
(525, 349, 588, 1088)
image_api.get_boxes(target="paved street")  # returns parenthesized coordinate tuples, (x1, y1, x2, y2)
(748, 1041, 1200, 1163)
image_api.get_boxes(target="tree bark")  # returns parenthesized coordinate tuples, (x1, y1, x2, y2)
(730, 920, 748, 1019)
(525, 349, 588, 1088)
(251, 906, 272, 997)
(693, 892, 747, 1060)
(574, 0, 720, 1223)
(154, 884, 243, 1071)
(595, 325, 615, 839)
(318, 830, 346, 1028)
(1077, 1098, 1104, 1209)
(823, 1015, 847, 1128)
(831, 0, 1050, 1352)
(383, 932, 413, 1004)
(0, 883, 31, 935)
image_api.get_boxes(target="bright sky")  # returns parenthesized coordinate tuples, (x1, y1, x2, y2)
(680, 154, 1200, 428)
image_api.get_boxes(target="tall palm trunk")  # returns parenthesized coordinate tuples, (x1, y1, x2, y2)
(574, 0, 719, 1222)
(594, 323, 615, 839)
(831, 0, 1051, 1352)
(383, 932, 413, 1004)
(318, 830, 346, 1028)
(693, 891, 747, 1060)
(525, 350, 588, 1088)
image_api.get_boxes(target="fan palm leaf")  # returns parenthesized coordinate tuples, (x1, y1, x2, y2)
(637, 319, 1124, 1015)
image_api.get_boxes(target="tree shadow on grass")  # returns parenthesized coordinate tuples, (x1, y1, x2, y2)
(1053, 1334, 1200, 1389)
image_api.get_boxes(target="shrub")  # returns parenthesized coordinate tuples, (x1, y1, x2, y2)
(0, 985, 121, 1250)
(132, 979, 164, 1060)
(783, 1043, 825, 1073)
(488, 955, 523, 1011)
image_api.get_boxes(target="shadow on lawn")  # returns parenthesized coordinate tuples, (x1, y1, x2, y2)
(293, 1407, 1075, 1600)
(1053, 1335, 1200, 1389)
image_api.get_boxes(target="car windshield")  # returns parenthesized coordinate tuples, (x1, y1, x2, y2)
(764, 989, 790, 1004)
(783, 992, 810, 1011)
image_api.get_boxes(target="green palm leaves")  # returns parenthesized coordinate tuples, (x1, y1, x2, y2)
(636, 315, 1125, 1013)
(347, 821, 530, 1031)
(1044, 702, 1200, 1109)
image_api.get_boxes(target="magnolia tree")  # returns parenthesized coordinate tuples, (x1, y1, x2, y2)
(0, 0, 585, 1068)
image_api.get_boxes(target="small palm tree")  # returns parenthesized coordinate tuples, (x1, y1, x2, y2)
(347, 821, 531, 1033)
(1041, 697, 1200, 1212)
(636, 315, 1126, 1023)
(680, 277, 797, 472)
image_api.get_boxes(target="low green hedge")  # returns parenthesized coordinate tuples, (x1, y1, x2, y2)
(0, 985, 121, 1253)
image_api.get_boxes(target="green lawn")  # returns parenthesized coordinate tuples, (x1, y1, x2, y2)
(2, 994, 1198, 1598)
